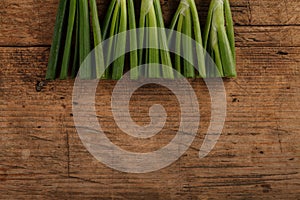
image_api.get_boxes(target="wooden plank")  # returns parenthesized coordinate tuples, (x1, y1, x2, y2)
(235, 26, 300, 47)
(247, 0, 300, 26)
(0, 0, 300, 46)
(0, 47, 68, 183)
(0, 46, 299, 198)
(0, 0, 57, 46)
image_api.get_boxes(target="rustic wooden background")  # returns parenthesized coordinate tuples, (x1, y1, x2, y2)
(0, 0, 299, 199)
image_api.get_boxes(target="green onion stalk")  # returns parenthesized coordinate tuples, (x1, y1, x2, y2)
(102, 0, 138, 80)
(46, 0, 105, 80)
(46, 0, 68, 80)
(168, 0, 206, 78)
(203, 0, 236, 78)
(139, 0, 174, 79)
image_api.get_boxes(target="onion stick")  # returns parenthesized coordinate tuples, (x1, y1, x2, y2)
(46, 0, 105, 80)
(102, 0, 138, 80)
(168, 0, 206, 78)
(139, 0, 174, 79)
(46, 0, 68, 80)
(203, 0, 236, 77)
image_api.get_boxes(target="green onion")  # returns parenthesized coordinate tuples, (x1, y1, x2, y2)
(182, 8, 195, 78)
(209, 23, 223, 77)
(204, 0, 236, 77)
(138, 0, 147, 70)
(46, 0, 236, 80)
(153, 0, 174, 79)
(189, 0, 206, 78)
(102, 0, 137, 80)
(168, 0, 206, 78)
(148, 4, 160, 78)
(127, 0, 138, 80)
(112, 0, 127, 80)
(47, 0, 101, 80)
(46, 0, 68, 80)
(60, 0, 76, 80)
(79, 0, 91, 79)
(174, 15, 183, 75)
(90, 0, 105, 79)
(102, 0, 123, 80)
(71, 1, 79, 78)
(102, 0, 117, 40)
(103, 0, 119, 79)
(224, 0, 236, 63)
(139, 0, 174, 79)
(144, 16, 149, 77)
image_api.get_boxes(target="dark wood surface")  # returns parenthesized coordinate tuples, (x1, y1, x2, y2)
(0, 0, 299, 199)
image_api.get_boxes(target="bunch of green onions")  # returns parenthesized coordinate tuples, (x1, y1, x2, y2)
(139, 0, 174, 79)
(102, 0, 138, 80)
(203, 0, 237, 77)
(46, 0, 237, 80)
(168, 0, 206, 78)
(46, 0, 104, 80)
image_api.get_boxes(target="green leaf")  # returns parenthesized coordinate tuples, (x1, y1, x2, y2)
(46, 0, 68, 80)
(147, 6, 160, 78)
(112, 0, 127, 80)
(210, 23, 224, 77)
(90, 0, 105, 79)
(182, 8, 195, 78)
(105, 1, 121, 79)
(168, 0, 190, 45)
(213, 1, 236, 77)
(127, 0, 139, 80)
(203, 0, 217, 50)
(188, 0, 206, 78)
(224, 0, 236, 63)
(139, 0, 148, 68)
(153, 0, 174, 79)
(71, 0, 79, 78)
(102, 0, 117, 40)
(175, 14, 184, 75)
(79, 0, 91, 79)
(60, 0, 77, 80)
(204, 0, 237, 78)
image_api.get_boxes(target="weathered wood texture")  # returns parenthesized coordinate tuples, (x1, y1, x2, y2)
(0, 0, 299, 199)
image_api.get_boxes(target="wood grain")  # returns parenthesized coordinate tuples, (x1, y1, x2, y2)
(0, 0, 299, 199)
(1, 0, 300, 46)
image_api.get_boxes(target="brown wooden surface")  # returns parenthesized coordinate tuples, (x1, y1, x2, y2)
(0, 0, 299, 199)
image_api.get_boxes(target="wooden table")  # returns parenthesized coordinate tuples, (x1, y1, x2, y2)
(0, 0, 299, 199)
